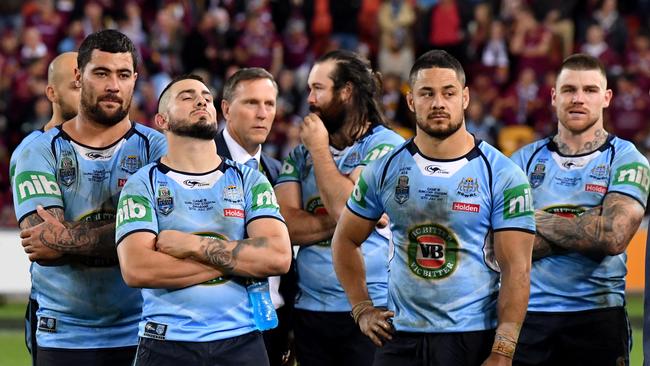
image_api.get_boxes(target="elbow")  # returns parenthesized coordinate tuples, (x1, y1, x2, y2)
(263, 238, 292, 276)
(604, 241, 627, 256)
(120, 266, 146, 288)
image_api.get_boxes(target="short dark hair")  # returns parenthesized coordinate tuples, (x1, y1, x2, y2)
(77, 29, 139, 72)
(222, 67, 277, 102)
(409, 50, 466, 87)
(157, 74, 208, 112)
(559, 53, 606, 79)
(316, 50, 387, 138)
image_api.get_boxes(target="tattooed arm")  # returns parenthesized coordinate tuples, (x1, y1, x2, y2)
(156, 217, 292, 278)
(117, 231, 223, 289)
(531, 235, 568, 260)
(536, 192, 644, 257)
(20, 206, 117, 260)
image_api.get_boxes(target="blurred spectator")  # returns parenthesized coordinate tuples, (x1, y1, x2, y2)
(579, 23, 623, 78)
(608, 74, 650, 141)
(509, 6, 554, 76)
(380, 73, 413, 138)
(282, 16, 310, 72)
(466, 2, 492, 63)
(465, 99, 501, 146)
(425, 0, 465, 62)
(378, 0, 415, 53)
(22, 95, 51, 133)
(494, 67, 544, 126)
(81, 1, 113, 37)
(20, 27, 48, 64)
(57, 19, 83, 53)
(357, 0, 382, 58)
(591, 0, 627, 54)
(234, 11, 283, 76)
(625, 32, 650, 91)
(533, 0, 578, 59)
(480, 19, 509, 85)
(24, 0, 65, 53)
(150, 5, 184, 75)
(329, 1, 361, 51)
(117, 2, 147, 52)
(378, 28, 414, 82)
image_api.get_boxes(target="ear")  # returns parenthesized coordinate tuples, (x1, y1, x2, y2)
(340, 82, 353, 103)
(45, 84, 56, 103)
(221, 99, 230, 120)
(551, 87, 557, 108)
(74, 67, 81, 83)
(462, 86, 470, 110)
(602, 88, 613, 108)
(406, 92, 415, 112)
(154, 113, 168, 131)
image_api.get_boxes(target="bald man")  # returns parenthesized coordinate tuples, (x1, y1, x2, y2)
(9, 51, 79, 366)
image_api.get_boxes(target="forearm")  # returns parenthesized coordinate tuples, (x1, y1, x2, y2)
(332, 237, 371, 306)
(310, 147, 356, 221)
(125, 253, 222, 289)
(282, 206, 336, 245)
(45, 220, 117, 258)
(531, 235, 567, 260)
(496, 264, 529, 339)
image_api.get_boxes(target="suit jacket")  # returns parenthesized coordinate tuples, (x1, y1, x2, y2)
(215, 129, 297, 308)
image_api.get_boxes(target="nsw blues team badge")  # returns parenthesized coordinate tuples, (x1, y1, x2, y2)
(530, 163, 546, 188)
(157, 185, 174, 215)
(120, 155, 141, 174)
(456, 177, 479, 197)
(59, 156, 76, 186)
(394, 175, 410, 204)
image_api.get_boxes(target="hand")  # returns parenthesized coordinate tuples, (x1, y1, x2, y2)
(156, 230, 196, 259)
(20, 206, 64, 262)
(357, 308, 395, 347)
(481, 352, 512, 366)
(300, 113, 329, 153)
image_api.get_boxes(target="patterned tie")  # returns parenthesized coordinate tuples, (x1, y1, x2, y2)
(245, 158, 259, 171)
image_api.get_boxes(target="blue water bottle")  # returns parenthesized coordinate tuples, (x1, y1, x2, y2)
(247, 279, 278, 331)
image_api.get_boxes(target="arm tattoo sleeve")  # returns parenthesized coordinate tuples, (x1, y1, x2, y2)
(197, 237, 268, 274)
(536, 193, 643, 256)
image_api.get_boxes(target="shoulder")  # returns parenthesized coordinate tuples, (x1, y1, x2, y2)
(476, 141, 528, 178)
(132, 122, 165, 141)
(610, 136, 647, 160)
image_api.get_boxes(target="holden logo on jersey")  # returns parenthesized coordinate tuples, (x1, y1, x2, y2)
(14, 172, 62, 204)
(543, 205, 585, 218)
(503, 184, 534, 219)
(120, 155, 141, 174)
(585, 184, 607, 194)
(452, 202, 480, 213)
(116, 195, 152, 227)
(58, 156, 76, 187)
(407, 224, 459, 279)
(456, 177, 479, 197)
(394, 175, 410, 204)
(196, 232, 232, 285)
(85, 151, 111, 160)
(425, 165, 449, 175)
(613, 162, 650, 193)
(252, 183, 279, 210)
(306, 197, 331, 246)
(157, 185, 173, 215)
(530, 163, 546, 188)
(183, 179, 209, 188)
(589, 164, 610, 180)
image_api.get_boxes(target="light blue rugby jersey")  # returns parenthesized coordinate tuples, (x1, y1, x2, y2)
(12, 122, 166, 349)
(9, 129, 44, 301)
(512, 135, 649, 312)
(115, 158, 285, 342)
(275, 125, 404, 311)
(347, 139, 535, 333)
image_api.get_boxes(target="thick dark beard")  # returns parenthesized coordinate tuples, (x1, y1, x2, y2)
(169, 118, 218, 140)
(416, 116, 463, 140)
(309, 94, 347, 135)
(81, 93, 130, 127)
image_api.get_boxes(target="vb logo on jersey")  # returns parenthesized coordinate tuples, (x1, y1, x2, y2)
(14, 172, 62, 204)
(157, 185, 174, 215)
(252, 183, 279, 210)
(116, 195, 152, 227)
(59, 157, 76, 186)
(407, 224, 459, 279)
(613, 162, 650, 193)
(503, 184, 534, 219)
(306, 197, 331, 246)
(543, 205, 585, 218)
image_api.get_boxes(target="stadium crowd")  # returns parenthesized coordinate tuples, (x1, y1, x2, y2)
(0, 0, 649, 224)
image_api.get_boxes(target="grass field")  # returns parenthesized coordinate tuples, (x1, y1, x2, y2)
(0, 295, 645, 365)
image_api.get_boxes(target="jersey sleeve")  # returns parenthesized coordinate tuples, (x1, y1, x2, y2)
(509, 147, 528, 172)
(346, 159, 384, 221)
(608, 145, 650, 208)
(115, 169, 159, 245)
(491, 159, 536, 233)
(275, 145, 304, 185)
(244, 167, 285, 226)
(148, 131, 168, 162)
(12, 136, 63, 223)
(360, 130, 405, 166)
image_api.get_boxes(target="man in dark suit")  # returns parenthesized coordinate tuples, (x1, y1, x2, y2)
(216, 67, 296, 366)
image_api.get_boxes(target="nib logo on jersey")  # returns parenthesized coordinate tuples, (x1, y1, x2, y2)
(613, 162, 650, 193)
(407, 224, 459, 279)
(116, 195, 152, 227)
(15, 171, 62, 203)
(544, 205, 585, 218)
(503, 184, 534, 219)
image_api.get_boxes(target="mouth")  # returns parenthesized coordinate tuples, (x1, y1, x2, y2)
(567, 109, 588, 118)
(192, 110, 210, 117)
(427, 113, 450, 120)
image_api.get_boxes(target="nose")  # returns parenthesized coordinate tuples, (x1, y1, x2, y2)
(195, 95, 208, 107)
(307, 90, 317, 105)
(571, 90, 585, 104)
(430, 94, 445, 110)
(256, 104, 269, 119)
(105, 74, 119, 93)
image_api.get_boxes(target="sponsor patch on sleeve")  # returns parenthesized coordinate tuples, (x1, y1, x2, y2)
(362, 144, 395, 164)
(251, 183, 279, 210)
(116, 195, 153, 227)
(613, 162, 650, 194)
(14, 171, 62, 204)
(351, 174, 369, 208)
(503, 184, 534, 219)
(279, 158, 299, 179)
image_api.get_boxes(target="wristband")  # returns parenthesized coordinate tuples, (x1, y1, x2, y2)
(491, 333, 517, 359)
(350, 300, 373, 324)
